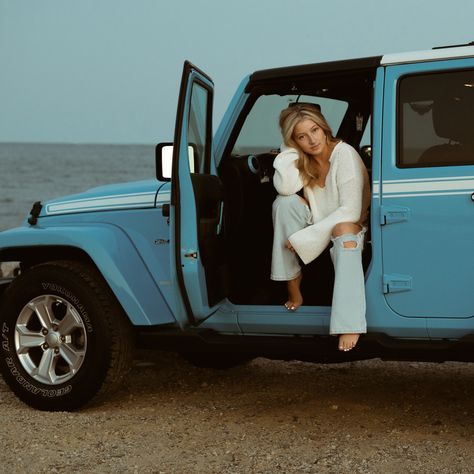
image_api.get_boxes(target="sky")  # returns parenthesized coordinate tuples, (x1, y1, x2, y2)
(1, 0, 473, 144)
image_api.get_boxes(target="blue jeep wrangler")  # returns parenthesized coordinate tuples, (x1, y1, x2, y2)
(1, 43, 474, 411)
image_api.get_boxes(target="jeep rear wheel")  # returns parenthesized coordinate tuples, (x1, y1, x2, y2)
(0, 261, 133, 411)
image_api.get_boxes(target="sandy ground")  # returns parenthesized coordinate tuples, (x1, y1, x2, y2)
(0, 350, 473, 474)
(0, 262, 19, 278)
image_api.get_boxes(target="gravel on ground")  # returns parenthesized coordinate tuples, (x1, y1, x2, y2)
(1, 350, 473, 473)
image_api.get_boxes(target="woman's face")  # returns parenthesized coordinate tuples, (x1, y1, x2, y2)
(293, 118, 328, 158)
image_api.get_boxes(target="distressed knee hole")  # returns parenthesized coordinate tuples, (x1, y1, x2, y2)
(333, 232, 362, 250)
(343, 240, 358, 249)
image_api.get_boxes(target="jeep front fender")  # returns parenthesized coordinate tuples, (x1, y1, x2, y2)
(0, 224, 176, 326)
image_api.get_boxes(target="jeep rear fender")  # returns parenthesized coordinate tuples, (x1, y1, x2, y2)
(0, 224, 176, 326)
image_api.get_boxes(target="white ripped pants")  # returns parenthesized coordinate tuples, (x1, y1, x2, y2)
(271, 194, 367, 335)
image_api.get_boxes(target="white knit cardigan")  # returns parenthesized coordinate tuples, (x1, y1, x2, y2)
(273, 141, 370, 264)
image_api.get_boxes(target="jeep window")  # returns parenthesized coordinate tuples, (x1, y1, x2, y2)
(398, 69, 474, 167)
(360, 116, 371, 148)
(232, 95, 348, 155)
(188, 81, 212, 173)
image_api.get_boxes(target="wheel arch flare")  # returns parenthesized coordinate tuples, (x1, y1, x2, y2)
(0, 224, 176, 326)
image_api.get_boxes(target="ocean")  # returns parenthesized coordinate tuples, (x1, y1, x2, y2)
(0, 143, 155, 232)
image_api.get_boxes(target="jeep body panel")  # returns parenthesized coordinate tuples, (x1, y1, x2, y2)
(0, 175, 211, 326)
(0, 217, 176, 327)
(381, 58, 474, 323)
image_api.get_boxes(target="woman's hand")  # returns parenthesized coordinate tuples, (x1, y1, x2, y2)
(285, 240, 295, 252)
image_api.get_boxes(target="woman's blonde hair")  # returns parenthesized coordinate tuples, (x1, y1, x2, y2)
(279, 103, 339, 186)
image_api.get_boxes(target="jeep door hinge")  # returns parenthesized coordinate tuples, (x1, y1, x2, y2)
(383, 273, 413, 294)
(380, 205, 410, 225)
(184, 251, 198, 259)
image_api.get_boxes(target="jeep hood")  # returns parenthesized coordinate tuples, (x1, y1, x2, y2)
(39, 180, 170, 217)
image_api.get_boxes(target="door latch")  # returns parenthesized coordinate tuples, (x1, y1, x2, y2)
(383, 273, 413, 294)
(380, 205, 410, 225)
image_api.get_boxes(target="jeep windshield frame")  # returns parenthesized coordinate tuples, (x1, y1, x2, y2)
(222, 56, 381, 159)
(246, 55, 382, 92)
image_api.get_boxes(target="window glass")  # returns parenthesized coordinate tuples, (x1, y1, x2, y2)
(360, 116, 371, 148)
(188, 82, 210, 173)
(232, 94, 348, 155)
(398, 70, 474, 167)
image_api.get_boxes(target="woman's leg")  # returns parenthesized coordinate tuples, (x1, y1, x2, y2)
(286, 273, 303, 311)
(329, 222, 367, 351)
(271, 194, 312, 310)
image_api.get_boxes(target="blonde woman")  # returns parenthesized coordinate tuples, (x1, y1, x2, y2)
(271, 103, 371, 351)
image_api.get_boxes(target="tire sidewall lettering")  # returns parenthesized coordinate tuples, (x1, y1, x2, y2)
(41, 281, 94, 333)
(1, 322, 9, 352)
(5, 357, 72, 397)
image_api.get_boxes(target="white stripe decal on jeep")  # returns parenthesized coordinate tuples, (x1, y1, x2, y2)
(45, 191, 170, 215)
(381, 175, 474, 184)
(383, 190, 473, 198)
(377, 177, 474, 199)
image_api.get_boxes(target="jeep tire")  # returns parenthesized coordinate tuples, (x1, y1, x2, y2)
(0, 260, 133, 411)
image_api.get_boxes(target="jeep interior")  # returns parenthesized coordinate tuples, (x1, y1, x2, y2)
(218, 66, 376, 306)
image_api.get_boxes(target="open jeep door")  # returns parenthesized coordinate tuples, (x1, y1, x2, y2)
(170, 61, 227, 325)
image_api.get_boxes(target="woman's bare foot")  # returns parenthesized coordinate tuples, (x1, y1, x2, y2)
(285, 274, 303, 311)
(338, 333, 360, 351)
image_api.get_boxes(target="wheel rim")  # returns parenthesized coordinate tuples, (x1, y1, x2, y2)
(14, 294, 88, 385)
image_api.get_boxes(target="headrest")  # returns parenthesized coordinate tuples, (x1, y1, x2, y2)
(289, 102, 321, 112)
(432, 96, 474, 144)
